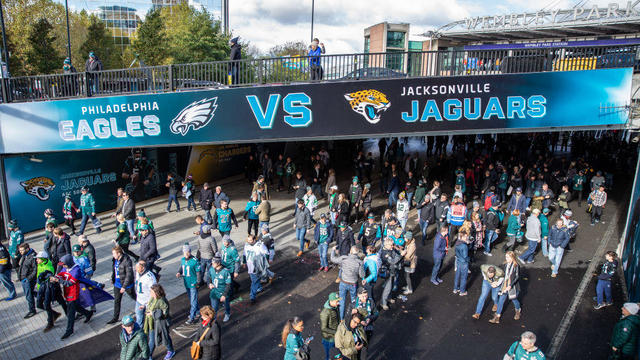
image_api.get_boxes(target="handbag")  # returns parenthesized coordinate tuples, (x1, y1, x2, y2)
(294, 343, 311, 360)
(91, 217, 103, 228)
(190, 327, 210, 359)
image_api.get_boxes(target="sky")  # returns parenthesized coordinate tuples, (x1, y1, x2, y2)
(228, 0, 618, 54)
(60, 0, 619, 54)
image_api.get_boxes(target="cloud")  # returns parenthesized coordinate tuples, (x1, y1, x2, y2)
(229, 0, 471, 54)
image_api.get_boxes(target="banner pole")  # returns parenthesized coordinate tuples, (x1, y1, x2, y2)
(0, 155, 11, 240)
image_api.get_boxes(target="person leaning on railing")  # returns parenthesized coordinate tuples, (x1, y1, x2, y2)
(62, 58, 78, 97)
(308, 38, 325, 81)
(85, 51, 103, 97)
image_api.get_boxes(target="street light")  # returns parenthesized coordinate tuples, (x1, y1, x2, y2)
(64, 0, 71, 62)
(310, 0, 314, 42)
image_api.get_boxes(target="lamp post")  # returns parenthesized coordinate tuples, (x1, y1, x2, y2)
(0, 0, 10, 75)
(310, 0, 314, 42)
(64, 0, 71, 62)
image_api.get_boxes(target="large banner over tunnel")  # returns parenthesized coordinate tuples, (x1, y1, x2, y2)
(0, 68, 632, 154)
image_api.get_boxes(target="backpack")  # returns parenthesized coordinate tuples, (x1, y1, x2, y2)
(484, 193, 495, 211)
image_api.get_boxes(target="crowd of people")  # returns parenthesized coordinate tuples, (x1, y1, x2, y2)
(0, 131, 638, 360)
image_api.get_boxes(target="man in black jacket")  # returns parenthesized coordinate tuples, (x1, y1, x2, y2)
(49, 228, 71, 270)
(84, 51, 103, 96)
(199, 182, 214, 224)
(229, 37, 242, 84)
(213, 186, 230, 209)
(116, 191, 136, 238)
(139, 225, 161, 277)
(107, 246, 136, 324)
(0, 241, 16, 300)
(416, 196, 435, 246)
(434, 194, 450, 233)
(484, 201, 503, 256)
(18, 243, 37, 318)
(336, 223, 355, 256)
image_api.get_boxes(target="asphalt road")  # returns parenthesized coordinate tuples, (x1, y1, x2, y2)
(37, 180, 629, 360)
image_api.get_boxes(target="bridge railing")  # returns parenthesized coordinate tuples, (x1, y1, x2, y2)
(1, 45, 638, 103)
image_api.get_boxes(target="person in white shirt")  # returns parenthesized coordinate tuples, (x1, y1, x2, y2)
(396, 192, 410, 229)
(303, 187, 318, 222)
(242, 234, 272, 304)
(134, 260, 156, 326)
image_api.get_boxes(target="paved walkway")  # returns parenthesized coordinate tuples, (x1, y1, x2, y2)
(0, 173, 333, 359)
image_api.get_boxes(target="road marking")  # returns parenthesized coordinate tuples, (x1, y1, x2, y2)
(172, 324, 198, 339)
(546, 209, 619, 359)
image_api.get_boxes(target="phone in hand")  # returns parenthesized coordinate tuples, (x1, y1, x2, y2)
(305, 336, 314, 344)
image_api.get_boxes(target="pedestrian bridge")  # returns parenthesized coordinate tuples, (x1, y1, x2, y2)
(0, 45, 637, 155)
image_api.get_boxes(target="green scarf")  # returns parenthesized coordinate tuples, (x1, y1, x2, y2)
(143, 296, 169, 334)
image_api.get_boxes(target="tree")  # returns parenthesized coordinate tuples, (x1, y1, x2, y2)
(161, 3, 228, 64)
(79, 15, 118, 69)
(268, 41, 307, 58)
(132, 9, 167, 66)
(25, 18, 62, 75)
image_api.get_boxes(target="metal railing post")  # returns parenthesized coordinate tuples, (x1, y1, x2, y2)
(168, 64, 174, 92)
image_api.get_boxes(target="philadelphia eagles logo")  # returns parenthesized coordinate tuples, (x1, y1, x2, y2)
(20, 176, 56, 201)
(170, 97, 218, 136)
(344, 89, 390, 124)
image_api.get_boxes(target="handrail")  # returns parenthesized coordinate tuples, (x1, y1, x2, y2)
(1, 45, 638, 103)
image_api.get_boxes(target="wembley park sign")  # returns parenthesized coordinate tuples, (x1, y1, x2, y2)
(462, 1, 640, 31)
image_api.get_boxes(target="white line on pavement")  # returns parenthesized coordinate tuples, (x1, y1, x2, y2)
(546, 209, 620, 359)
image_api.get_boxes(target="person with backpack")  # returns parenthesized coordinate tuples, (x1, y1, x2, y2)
(182, 178, 195, 212)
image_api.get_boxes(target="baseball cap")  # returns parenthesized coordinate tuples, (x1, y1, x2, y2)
(7, 220, 17, 229)
(36, 251, 49, 259)
(137, 210, 146, 217)
(320, 213, 327, 219)
(564, 209, 573, 217)
(357, 287, 368, 295)
(330, 185, 338, 190)
(139, 224, 150, 230)
(352, 176, 358, 182)
(212, 255, 222, 264)
(328, 292, 341, 301)
(516, 187, 522, 192)
(182, 243, 191, 253)
(367, 213, 375, 219)
(542, 208, 550, 214)
(72, 244, 82, 252)
(624, 302, 639, 315)
(339, 222, 347, 228)
(122, 314, 135, 326)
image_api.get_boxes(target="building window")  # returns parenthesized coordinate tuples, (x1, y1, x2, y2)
(386, 49, 404, 71)
(364, 36, 370, 53)
(387, 31, 405, 49)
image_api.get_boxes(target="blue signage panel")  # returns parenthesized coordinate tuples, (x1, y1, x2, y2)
(0, 68, 631, 154)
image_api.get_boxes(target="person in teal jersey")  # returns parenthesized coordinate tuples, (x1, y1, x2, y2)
(220, 235, 240, 296)
(497, 168, 509, 203)
(134, 210, 154, 245)
(176, 244, 200, 324)
(314, 213, 334, 272)
(282, 317, 307, 360)
(244, 192, 260, 236)
(44, 208, 58, 235)
(539, 208, 550, 258)
(7, 220, 24, 271)
(505, 331, 546, 360)
(213, 200, 238, 236)
(572, 170, 586, 207)
(208, 255, 232, 323)
(78, 186, 102, 235)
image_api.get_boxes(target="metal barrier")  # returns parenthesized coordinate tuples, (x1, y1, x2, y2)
(2, 45, 639, 103)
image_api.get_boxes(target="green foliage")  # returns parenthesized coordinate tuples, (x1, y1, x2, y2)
(268, 41, 307, 57)
(79, 15, 119, 69)
(131, 9, 167, 66)
(25, 18, 62, 75)
(161, 3, 229, 64)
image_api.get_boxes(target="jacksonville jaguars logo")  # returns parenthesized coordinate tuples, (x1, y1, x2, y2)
(20, 176, 56, 201)
(344, 89, 390, 124)
(170, 97, 218, 136)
